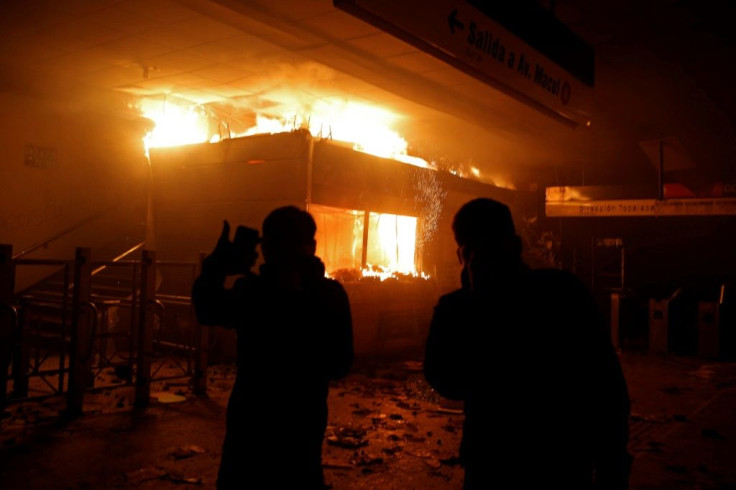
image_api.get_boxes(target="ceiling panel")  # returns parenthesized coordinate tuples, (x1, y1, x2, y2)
(345, 32, 416, 59)
(298, 9, 380, 41)
(384, 51, 451, 74)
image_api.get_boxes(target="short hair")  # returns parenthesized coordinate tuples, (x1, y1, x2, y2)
(452, 198, 516, 247)
(262, 206, 316, 245)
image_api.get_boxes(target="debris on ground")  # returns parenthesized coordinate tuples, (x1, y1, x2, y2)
(168, 473, 204, 485)
(170, 444, 206, 460)
(326, 426, 368, 449)
(349, 450, 383, 466)
(124, 466, 168, 485)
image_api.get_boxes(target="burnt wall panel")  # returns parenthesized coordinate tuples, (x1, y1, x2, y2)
(149, 131, 310, 260)
(311, 141, 419, 216)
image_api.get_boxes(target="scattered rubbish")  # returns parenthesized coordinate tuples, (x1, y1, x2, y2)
(125, 467, 168, 485)
(349, 450, 383, 466)
(402, 361, 423, 372)
(327, 426, 368, 449)
(152, 392, 187, 404)
(168, 473, 203, 485)
(405, 449, 433, 459)
(170, 445, 206, 460)
(701, 428, 725, 440)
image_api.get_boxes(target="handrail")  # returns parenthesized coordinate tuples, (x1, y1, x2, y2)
(91, 242, 146, 276)
(12, 210, 112, 260)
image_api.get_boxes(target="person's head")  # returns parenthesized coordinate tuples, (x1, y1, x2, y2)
(452, 198, 522, 283)
(261, 206, 317, 265)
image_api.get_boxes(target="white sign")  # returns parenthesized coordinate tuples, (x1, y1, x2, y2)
(336, 0, 593, 126)
(546, 198, 736, 217)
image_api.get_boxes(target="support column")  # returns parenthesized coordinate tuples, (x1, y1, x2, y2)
(192, 255, 208, 396)
(135, 250, 156, 408)
(67, 247, 92, 417)
(0, 245, 15, 411)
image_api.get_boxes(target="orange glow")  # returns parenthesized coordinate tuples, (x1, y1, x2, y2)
(140, 98, 211, 155)
(312, 204, 426, 281)
(139, 96, 431, 168)
(236, 101, 430, 168)
(365, 212, 417, 274)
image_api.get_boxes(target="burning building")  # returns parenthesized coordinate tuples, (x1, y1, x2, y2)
(148, 128, 526, 356)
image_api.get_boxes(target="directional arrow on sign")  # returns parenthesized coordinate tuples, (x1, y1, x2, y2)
(448, 9, 464, 34)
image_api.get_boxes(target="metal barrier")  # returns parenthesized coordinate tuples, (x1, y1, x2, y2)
(152, 259, 207, 396)
(11, 258, 74, 403)
(0, 244, 208, 421)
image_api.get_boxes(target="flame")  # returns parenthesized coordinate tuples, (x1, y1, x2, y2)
(360, 266, 430, 282)
(236, 101, 430, 167)
(312, 204, 426, 281)
(139, 96, 430, 167)
(140, 98, 211, 155)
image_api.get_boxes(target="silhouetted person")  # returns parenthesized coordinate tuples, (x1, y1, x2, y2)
(192, 207, 354, 489)
(424, 198, 631, 489)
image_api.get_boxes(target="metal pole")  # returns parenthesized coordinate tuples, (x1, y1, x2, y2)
(67, 247, 92, 417)
(135, 250, 156, 408)
(0, 245, 15, 412)
(658, 139, 664, 200)
(192, 256, 208, 396)
(362, 211, 370, 269)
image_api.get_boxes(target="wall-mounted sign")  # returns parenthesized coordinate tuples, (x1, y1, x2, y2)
(335, 0, 593, 126)
(546, 198, 736, 217)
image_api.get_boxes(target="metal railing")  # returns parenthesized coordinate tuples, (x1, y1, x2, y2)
(0, 244, 208, 421)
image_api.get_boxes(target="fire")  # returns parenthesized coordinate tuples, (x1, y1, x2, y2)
(235, 100, 430, 168)
(140, 97, 429, 167)
(140, 98, 212, 155)
(366, 212, 417, 274)
(312, 204, 426, 281)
